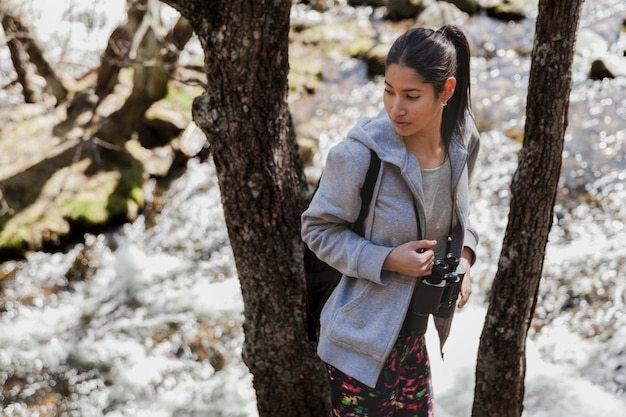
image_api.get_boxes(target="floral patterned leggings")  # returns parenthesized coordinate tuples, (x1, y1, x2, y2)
(326, 334, 434, 417)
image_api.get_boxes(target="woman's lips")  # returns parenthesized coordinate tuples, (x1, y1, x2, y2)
(392, 120, 410, 129)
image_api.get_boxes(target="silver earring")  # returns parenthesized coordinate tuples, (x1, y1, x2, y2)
(442, 101, 447, 107)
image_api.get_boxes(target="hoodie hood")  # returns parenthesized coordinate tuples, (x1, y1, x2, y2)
(347, 108, 470, 189)
(346, 109, 408, 168)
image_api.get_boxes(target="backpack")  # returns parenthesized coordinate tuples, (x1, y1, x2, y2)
(304, 149, 381, 341)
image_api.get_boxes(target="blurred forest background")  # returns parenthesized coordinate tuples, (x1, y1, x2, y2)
(1, 0, 625, 416)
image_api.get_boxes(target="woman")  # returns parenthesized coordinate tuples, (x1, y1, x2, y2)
(301, 25, 480, 416)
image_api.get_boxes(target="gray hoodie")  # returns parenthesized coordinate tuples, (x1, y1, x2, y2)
(301, 109, 480, 388)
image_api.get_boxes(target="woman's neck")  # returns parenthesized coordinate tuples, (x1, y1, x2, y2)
(404, 135, 447, 169)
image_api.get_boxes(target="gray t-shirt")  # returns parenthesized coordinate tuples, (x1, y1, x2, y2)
(421, 158, 456, 260)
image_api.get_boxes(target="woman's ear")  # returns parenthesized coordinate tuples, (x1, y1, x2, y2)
(442, 77, 457, 103)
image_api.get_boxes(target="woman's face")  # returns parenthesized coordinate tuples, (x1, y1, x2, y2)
(383, 63, 452, 141)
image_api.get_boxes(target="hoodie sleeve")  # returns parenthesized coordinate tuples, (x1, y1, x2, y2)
(301, 140, 392, 284)
(463, 112, 481, 265)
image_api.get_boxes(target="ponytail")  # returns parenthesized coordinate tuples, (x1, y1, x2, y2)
(438, 25, 472, 143)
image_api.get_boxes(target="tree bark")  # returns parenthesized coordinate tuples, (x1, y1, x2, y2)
(1, 11, 67, 103)
(1, 12, 39, 103)
(95, 0, 192, 146)
(93, 0, 147, 103)
(64, 0, 148, 126)
(472, 1, 584, 416)
(159, 1, 328, 415)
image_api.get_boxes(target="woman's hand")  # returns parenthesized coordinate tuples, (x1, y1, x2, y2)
(457, 247, 473, 308)
(382, 240, 437, 277)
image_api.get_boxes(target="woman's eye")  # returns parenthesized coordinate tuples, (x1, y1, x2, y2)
(407, 95, 420, 100)
(384, 89, 393, 95)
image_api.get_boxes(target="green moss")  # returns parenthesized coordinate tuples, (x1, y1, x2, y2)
(0, 225, 32, 251)
(60, 194, 110, 224)
(347, 38, 376, 59)
(0, 105, 153, 260)
(104, 153, 145, 222)
(288, 58, 323, 94)
(165, 82, 200, 109)
(130, 186, 145, 206)
(0, 204, 71, 252)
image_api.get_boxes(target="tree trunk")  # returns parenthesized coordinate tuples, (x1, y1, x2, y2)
(93, 0, 148, 103)
(1, 11, 67, 104)
(95, 0, 192, 146)
(63, 0, 148, 130)
(472, 1, 584, 416)
(1, 12, 39, 103)
(159, 1, 328, 416)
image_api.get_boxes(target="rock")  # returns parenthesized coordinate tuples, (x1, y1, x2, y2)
(347, 36, 378, 59)
(618, 19, 626, 56)
(348, 0, 386, 7)
(575, 28, 626, 79)
(179, 122, 207, 158)
(139, 101, 190, 149)
(440, 0, 481, 14)
(126, 139, 175, 177)
(576, 28, 610, 59)
(415, 1, 469, 28)
(590, 53, 626, 79)
(289, 56, 323, 95)
(364, 44, 390, 77)
(484, 0, 534, 22)
(297, 136, 319, 167)
(386, 0, 435, 21)
(308, 0, 336, 12)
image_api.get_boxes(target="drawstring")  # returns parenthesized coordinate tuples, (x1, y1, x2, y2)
(446, 185, 458, 254)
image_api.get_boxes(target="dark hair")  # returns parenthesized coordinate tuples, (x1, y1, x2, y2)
(385, 25, 472, 147)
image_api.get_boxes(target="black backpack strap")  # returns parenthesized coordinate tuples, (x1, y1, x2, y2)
(353, 149, 381, 234)
(306, 310, 318, 342)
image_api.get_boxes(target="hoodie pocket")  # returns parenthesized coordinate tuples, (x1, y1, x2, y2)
(325, 281, 396, 361)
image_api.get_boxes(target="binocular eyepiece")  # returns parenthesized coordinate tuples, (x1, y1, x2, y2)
(425, 253, 460, 284)
(402, 253, 464, 335)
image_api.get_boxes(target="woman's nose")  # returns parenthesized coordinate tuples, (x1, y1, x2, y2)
(393, 103, 406, 117)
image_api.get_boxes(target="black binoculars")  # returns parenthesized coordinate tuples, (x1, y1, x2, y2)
(402, 253, 465, 335)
